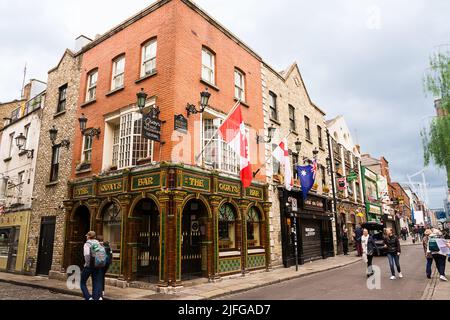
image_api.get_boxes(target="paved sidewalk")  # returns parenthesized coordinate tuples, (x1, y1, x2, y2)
(0, 254, 363, 300)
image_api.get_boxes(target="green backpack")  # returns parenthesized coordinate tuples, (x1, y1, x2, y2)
(429, 237, 440, 253)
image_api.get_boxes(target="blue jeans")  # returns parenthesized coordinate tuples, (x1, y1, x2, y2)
(426, 257, 433, 278)
(80, 267, 102, 300)
(387, 253, 401, 276)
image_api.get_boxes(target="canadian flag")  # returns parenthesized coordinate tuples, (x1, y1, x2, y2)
(218, 104, 253, 188)
(273, 138, 293, 191)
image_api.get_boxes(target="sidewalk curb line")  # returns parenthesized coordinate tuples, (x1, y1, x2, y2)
(204, 258, 362, 300)
(0, 278, 86, 299)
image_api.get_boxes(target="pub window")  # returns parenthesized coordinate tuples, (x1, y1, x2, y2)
(247, 207, 262, 248)
(81, 134, 93, 163)
(219, 204, 237, 251)
(102, 203, 122, 261)
(234, 69, 245, 102)
(141, 39, 157, 77)
(305, 116, 311, 141)
(317, 125, 323, 148)
(0, 229, 10, 257)
(57, 84, 67, 113)
(49, 145, 60, 182)
(86, 70, 98, 102)
(111, 55, 125, 90)
(202, 117, 238, 174)
(269, 91, 278, 121)
(201, 47, 215, 85)
(107, 112, 153, 170)
(289, 105, 296, 131)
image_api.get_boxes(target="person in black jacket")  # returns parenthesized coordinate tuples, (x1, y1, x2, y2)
(361, 229, 380, 277)
(354, 225, 363, 257)
(384, 228, 403, 280)
(342, 228, 349, 256)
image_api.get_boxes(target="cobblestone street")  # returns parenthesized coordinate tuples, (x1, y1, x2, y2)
(0, 282, 76, 300)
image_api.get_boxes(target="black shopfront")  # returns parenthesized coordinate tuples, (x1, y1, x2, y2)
(279, 188, 335, 268)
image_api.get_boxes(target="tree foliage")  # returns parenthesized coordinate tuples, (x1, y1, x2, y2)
(422, 49, 450, 186)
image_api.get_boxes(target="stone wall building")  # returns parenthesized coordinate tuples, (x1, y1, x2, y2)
(262, 62, 335, 267)
(26, 50, 83, 276)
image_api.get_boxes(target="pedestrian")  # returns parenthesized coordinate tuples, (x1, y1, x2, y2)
(361, 228, 380, 277)
(80, 231, 103, 300)
(96, 235, 113, 299)
(419, 225, 425, 242)
(354, 225, 363, 257)
(422, 229, 434, 279)
(428, 229, 448, 282)
(342, 228, 349, 256)
(400, 227, 406, 241)
(383, 227, 403, 280)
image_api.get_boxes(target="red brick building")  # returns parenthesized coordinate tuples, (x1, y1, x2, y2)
(63, 0, 271, 288)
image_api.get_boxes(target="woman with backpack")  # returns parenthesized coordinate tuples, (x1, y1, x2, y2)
(361, 228, 380, 277)
(97, 235, 113, 299)
(428, 229, 448, 281)
(383, 228, 403, 280)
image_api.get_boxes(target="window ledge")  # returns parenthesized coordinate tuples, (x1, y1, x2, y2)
(105, 86, 124, 97)
(290, 131, 299, 136)
(200, 79, 220, 92)
(53, 110, 66, 119)
(3, 157, 12, 163)
(219, 251, 241, 257)
(305, 138, 313, 145)
(234, 98, 249, 108)
(45, 181, 59, 188)
(135, 71, 157, 84)
(76, 162, 92, 174)
(76, 168, 92, 175)
(270, 118, 281, 126)
(248, 248, 265, 254)
(80, 99, 97, 108)
(319, 146, 326, 152)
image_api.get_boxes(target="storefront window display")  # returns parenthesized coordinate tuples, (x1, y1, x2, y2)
(247, 207, 261, 248)
(102, 203, 122, 258)
(219, 204, 237, 250)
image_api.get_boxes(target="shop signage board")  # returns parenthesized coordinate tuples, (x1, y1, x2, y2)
(142, 114, 162, 142)
(73, 184, 94, 199)
(245, 186, 264, 201)
(98, 179, 123, 195)
(183, 174, 210, 192)
(174, 114, 188, 134)
(218, 181, 241, 197)
(131, 173, 161, 191)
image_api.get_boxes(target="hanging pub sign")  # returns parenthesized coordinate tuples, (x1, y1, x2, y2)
(174, 114, 188, 134)
(346, 171, 358, 182)
(142, 113, 162, 142)
(337, 178, 347, 191)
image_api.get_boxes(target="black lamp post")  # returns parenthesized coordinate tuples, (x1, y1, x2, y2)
(295, 139, 302, 154)
(15, 133, 34, 159)
(49, 126, 70, 148)
(186, 88, 211, 117)
(256, 125, 276, 144)
(136, 88, 148, 111)
(78, 113, 101, 139)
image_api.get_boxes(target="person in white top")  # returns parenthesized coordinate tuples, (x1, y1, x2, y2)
(361, 229, 380, 277)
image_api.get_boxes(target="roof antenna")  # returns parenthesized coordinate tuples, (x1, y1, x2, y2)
(21, 63, 27, 99)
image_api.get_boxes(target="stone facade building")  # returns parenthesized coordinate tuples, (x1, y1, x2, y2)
(262, 63, 335, 267)
(326, 116, 365, 252)
(26, 50, 82, 276)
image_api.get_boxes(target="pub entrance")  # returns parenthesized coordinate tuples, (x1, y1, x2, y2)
(134, 199, 160, 282)
(69, 205, 90, 269)
(181, 199, 208, 280)
(299, 219, 322, 262)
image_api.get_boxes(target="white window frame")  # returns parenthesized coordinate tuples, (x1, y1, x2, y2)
(81, 134, 93, 163)
(201, 48, 215, 85)
(23, 124, 30, 150)
(111, 56, 125, 90)
(234, 69, 245, 102)
(8, 132, 14, 157)
(141, 39, 157, 77)
(86, 70, 98, 102)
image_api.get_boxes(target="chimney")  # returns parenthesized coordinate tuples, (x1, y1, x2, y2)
(355, 144, 361, 154)
(74, 35, 92, 52)
(22, 82, 31, 100)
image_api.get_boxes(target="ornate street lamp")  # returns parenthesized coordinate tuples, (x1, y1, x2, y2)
(78, 113, 101, 139)
(136, 88, 148, 111)
(15, 133, 34, 158)
(295, 139, 302, 153)
(256, 125, 276, 144)
(186, 88, 211, 117)
(49, 126, 70, 148)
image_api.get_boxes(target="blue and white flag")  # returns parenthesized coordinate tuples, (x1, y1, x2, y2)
(297, 164, 316, 200)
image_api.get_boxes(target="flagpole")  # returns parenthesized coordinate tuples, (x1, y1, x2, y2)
(195, 99, 241, 163)
(252, 130, 293, 177)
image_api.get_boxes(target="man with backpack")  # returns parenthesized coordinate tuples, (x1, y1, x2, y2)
(428, 229, 448, 282)
(96, 235, 113, 299)
(80, 231, 107, 300)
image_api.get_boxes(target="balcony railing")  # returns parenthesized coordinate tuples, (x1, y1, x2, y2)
(24, 92, 45, 115)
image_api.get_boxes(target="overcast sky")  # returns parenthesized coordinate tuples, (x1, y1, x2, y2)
(0, 0, 448, 208)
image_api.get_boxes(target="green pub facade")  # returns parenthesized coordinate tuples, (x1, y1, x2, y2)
(63, 163, 271, 287)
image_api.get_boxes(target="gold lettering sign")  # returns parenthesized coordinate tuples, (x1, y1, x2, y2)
(75, 187, 89, 197)
(218, 183, 240, 195)
(131, 173, 160, 191)
(99, 181, 122, 194)
(189, 177, 204, 187)
(246, 187, 263, 200)
(182, 174, 210, 191)
(137, 177, 154, 187)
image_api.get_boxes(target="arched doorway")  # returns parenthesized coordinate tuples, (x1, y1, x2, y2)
(181, 199, 209, 279)
(133, 198, 160, 282)
(69, 205, 90, 269)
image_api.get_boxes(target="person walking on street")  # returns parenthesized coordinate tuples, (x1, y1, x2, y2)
(428, 229, 448, 282)
(361, 228, 380, 277)
(422, 229, 434, 279)
(401, 227, 407, 241)
(80, 231, 103, 300)
(96, 235, 113, 299)
(384, 228, 403, 280)
(342, 228, 349, 256)
(419, 226, 425, 242)
(355, 225, 363, 257)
